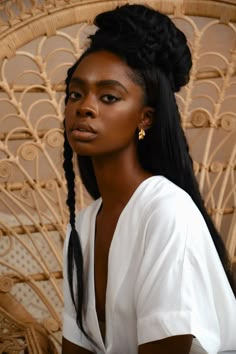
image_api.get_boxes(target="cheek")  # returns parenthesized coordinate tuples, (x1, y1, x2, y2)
(64, 104, 72, 120)
(64, 105, 75, 133)
(64, 107, 73, 143)
(105, 103, 142, 133)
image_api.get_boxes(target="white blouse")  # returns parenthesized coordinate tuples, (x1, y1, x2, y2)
(63, 176, 236, 354)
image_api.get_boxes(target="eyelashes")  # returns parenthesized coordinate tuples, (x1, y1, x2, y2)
(68, 91, 121, 104)
(68, 91, 82, 100)
(101, 94, 121, 103)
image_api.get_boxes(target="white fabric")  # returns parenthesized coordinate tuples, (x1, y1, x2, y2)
(63, 176, 236, 354)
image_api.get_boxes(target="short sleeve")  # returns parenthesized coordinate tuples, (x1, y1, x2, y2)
(135, 192, 222, 353)
(62, 223, 93, 351)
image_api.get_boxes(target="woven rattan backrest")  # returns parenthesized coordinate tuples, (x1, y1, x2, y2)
(0, 1, 235, 352)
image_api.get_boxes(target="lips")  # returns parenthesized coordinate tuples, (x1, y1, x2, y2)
(70, 123, 97, 141)
(77, 128, 89, 132)
(72, 122, 95, 133)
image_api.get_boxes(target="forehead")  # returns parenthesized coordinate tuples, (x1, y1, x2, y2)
(71, 51, 139, 87)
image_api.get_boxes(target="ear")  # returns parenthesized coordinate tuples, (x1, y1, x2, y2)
(138, 107, 155, 131)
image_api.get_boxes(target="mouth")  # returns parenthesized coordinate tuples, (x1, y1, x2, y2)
(76, 128, 91, 132)
(71, 123, 96, 133)
(70, 126, 97, 141)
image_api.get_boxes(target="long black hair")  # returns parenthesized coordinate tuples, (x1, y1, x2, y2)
(63, 4, 235, 338)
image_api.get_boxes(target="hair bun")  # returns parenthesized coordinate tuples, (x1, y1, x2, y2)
(93, 4, 192, 92)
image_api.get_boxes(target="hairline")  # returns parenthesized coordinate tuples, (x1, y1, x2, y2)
(70, 48, 148, 105)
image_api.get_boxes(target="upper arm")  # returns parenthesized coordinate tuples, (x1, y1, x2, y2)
(135, 199, 211, 351)
(138, 335, 193, 354)
(62, 337, 93, 354)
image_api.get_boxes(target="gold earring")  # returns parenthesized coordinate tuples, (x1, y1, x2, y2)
(138, 128, 145, 140)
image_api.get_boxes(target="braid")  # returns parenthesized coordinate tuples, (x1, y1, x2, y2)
(63, 131, 76, 227)
(63, 129, 87, 334)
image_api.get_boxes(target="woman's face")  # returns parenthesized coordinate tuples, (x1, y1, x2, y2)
(65, 50, 151, 157)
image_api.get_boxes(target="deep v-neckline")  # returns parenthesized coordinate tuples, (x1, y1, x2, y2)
(90, 198, 106, 349)
(89, 176, 155, 349)
(91, 198, 123, 348)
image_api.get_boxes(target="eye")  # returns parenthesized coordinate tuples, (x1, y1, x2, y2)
(101, 94, 120, 104)
(68, 91, 82, 100)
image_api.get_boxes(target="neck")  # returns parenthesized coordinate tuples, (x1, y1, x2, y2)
(92, 148, 152, 211)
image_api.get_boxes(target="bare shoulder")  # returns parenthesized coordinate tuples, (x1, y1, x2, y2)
(62, 337, 93, 354)
(138, 335, 193, 354)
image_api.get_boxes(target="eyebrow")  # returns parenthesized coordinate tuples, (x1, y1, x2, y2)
(70, 77, 128, 93)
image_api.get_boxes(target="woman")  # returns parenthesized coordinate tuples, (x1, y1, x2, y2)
(62, 4, 236, 354)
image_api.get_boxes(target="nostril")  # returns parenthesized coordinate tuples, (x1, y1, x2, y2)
(85, 111, 94, 117)
(82, 106, 97, 118)
(77, 105, 97, 118)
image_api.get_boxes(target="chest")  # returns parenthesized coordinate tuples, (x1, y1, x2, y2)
(83, 201, 148, 349)
(94, 211, 121, 322)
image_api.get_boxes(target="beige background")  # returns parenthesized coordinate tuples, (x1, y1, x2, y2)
(0, 0, 235, 353)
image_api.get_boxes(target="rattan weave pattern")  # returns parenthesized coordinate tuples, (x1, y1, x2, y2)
(0, 1, 235, 352)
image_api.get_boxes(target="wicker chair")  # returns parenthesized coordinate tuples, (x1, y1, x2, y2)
(0, 0, 235, 352)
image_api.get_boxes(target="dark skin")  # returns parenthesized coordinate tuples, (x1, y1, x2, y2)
(63, 51, 193, 353)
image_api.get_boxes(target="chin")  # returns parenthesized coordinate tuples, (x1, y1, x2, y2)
(68, 141, 93, 155)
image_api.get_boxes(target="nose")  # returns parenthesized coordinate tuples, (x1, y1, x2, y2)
(76, 95, 97, 118)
